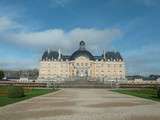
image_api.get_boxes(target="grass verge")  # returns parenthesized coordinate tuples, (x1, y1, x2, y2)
(0, 86, 58, 107)
(112, 88, 160, 102)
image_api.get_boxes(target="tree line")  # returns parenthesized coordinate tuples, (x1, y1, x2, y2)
(0, 69, 39, 80)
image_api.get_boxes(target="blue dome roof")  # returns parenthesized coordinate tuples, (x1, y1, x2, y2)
(70, 49, 95, 60)
(70, 41, 94, 60)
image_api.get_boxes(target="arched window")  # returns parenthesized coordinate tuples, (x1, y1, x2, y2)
(85, 70, 88, 76)
(76, 70, 79, 76)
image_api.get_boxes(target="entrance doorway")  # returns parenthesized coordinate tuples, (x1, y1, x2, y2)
(76, 69, 88, 77)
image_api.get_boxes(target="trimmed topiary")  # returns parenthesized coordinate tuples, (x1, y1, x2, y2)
(0, 70, 4, 80)
(8, 86, 25, 98)
(157, 87, 160, 98)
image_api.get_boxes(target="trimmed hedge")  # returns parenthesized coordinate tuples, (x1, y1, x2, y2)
(8, 86, 25, 98)
(157, 87, 160, 98)
(0, 70, 4, 79)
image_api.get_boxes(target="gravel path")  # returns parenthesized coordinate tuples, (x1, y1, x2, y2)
(0, 88, 160, 120)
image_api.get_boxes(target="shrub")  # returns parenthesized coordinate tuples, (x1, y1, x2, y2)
(0, 70, 4, 80)
(8, 86, 25, 98)
(157, 87, 160, 98)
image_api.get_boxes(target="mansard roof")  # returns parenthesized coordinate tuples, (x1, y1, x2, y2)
(70, 49, 95, 60)
(42, 50, 123, 61)
(105, 52, 123, 61)
(41, 41, 123, 61)
(94, 56, 103, 60)
(62, 55, 70, 61)
(42, 51, 49, 60)
(42, 50, 59, 60)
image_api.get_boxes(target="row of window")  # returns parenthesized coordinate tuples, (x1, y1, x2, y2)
(76, 63, 90, 66)
(41, 69, 123, 73)
(42, 63, 123, 68)
(95, 70, 122, 73)
(96, 64, 122, 67)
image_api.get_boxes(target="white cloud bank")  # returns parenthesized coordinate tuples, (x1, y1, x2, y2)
(0, 17, 19, 31)
(2, 27, 122, 53)
(0, 16, 23, 32)
(0, 17, 122, 53)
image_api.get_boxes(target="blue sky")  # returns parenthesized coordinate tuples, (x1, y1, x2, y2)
(0, 0, 160, 75)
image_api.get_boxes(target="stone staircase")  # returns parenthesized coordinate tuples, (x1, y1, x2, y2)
(56, 79, 117, 88)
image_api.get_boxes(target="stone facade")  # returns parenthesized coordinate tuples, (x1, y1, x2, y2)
(38, 41, 125, 82)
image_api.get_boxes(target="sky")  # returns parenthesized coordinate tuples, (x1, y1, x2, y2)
(0, 0, 160, 75)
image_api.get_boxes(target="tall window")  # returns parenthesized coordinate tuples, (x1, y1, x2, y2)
(81, 63, 83, 66)
(76, 63, 79, 66)
(76, 70, 79, 75)
(85, 70, 88, 76)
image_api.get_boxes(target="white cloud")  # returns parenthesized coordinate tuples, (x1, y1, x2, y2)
(49, 0, 73, 7)
(0, 15, 121, 51)
(0, 16, 23, 32)
(0, 59, 38, 70)
(3, 28, 122, 53)
(124, 44, 160, 75)
(0, 17, 15, 31)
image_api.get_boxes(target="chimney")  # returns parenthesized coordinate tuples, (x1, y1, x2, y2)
(103, 50, 106, 60)
(47, 48, 50, 60)
(58, 48, 61, 60)
(47, 48, 50, 53)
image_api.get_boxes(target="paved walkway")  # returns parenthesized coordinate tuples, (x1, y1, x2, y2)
(0, 89, 160, 120)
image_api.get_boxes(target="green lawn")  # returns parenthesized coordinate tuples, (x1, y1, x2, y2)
(112, 88, 160, 102)
(0, 86, 57, 107)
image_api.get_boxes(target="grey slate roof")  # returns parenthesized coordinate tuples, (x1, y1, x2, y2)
(41, 41, 123, 61)
(70, 49, 95, 60)
(62, 55, 70, 61)
(42, 50, 123, 61)
(105, 52, 123, 61)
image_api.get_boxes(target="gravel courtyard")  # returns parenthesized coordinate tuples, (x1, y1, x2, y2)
(0, 88, 160, 120)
